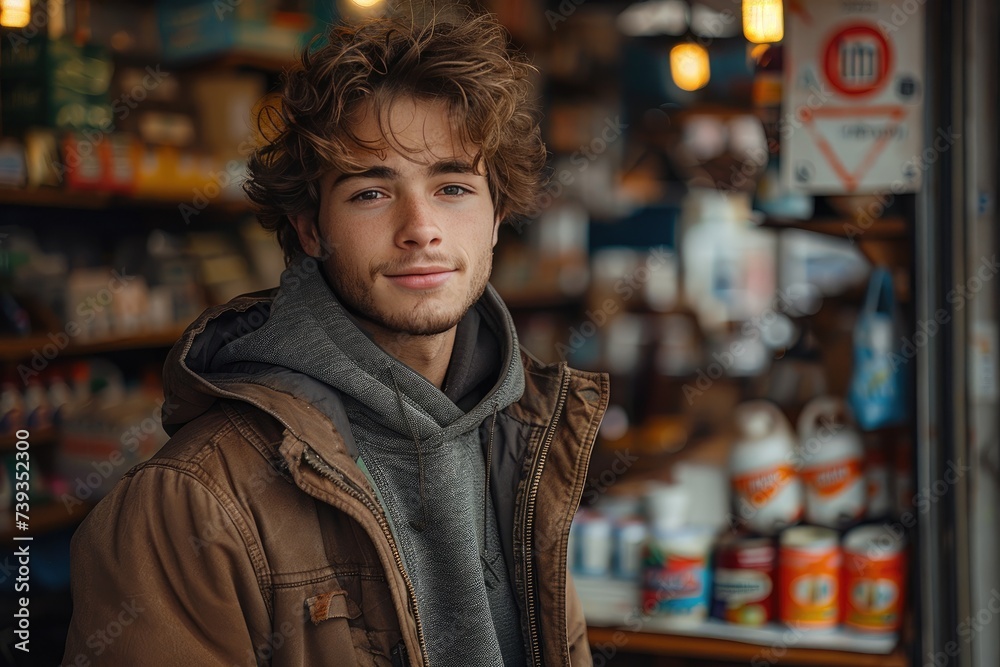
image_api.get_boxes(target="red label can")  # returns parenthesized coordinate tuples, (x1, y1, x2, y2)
(712, 536, 776, 625)
(842, 525, 906, 632)
(778, 526, 841, 629)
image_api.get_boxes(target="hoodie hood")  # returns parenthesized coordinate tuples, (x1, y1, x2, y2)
(205, 254, 525, 444)
(161, 255, 525, 442)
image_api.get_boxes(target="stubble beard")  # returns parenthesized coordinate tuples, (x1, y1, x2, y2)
(324, 243, 493, 338)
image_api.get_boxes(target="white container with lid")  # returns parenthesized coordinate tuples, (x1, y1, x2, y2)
(797, 396, 867, 528)
(729, 401, 803, 535)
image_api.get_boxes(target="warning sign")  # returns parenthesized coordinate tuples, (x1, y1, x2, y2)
(781, 0, 924, 194)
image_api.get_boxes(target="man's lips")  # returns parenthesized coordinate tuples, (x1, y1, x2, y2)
(383, 266, 457, 290)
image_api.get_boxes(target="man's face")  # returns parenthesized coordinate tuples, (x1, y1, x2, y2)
(291, 97, 500, 338)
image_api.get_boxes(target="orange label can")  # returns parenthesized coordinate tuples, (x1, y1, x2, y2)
(778, 526, 841, 629)
(842, 525, 906, 632)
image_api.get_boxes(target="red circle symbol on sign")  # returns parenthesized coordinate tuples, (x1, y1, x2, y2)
(823, 24, 892, 97)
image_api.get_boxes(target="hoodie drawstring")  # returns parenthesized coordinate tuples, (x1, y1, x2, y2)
(482, 403, 502, 587)
(390, 367, 430, 532)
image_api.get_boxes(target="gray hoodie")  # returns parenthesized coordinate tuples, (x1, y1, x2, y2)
(209, 254, 527, 667)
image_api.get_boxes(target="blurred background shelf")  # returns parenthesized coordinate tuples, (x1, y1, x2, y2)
(0, 324, 189, 362)
(586, 626, 908, 667)
(0, 187, 253, 214)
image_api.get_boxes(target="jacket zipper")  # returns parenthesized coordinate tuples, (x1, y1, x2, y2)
(301, 446, 430, 666)
(521, 366, 571, 666)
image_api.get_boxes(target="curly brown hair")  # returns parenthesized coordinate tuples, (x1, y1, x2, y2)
(244, 8, 548, 265)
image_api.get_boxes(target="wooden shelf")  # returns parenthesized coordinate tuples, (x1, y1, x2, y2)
(205, 50, 295, 72)
(587, 626, 908, 667)
(759, 215, 909, 241)
(0, 324, 189, 362)
(0, 499, 93, 541)
(0, 187, 252, 214)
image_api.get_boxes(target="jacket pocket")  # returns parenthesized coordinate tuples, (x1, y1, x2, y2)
(306, 589, 362, 624)
(302, 585, 392, 667)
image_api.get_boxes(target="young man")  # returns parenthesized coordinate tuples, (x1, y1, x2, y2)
(63, 10, 608, 667)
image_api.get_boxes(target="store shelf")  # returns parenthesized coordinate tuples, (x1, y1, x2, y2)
(759, 215, 909, 241)
(586, 626, 908, 667)
(0, 499, 94, 541)
(0, 324, 190, 362)
(0, 428, 57, 453)
(205, 50, 295, 72)
(0, 187, 252, 214)
(578, 577, 903, 665)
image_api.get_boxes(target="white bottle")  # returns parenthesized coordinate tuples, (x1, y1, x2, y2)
(729, 401, 803, 535)
(797, 396, 867, 528)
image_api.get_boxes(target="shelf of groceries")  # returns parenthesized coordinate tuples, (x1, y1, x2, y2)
(585, 625, 907, 667)
(579, 576, 902, 658)
(570, 392, 912, 663)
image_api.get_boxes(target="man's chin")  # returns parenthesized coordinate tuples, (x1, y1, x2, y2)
(379, 315, 464, 337)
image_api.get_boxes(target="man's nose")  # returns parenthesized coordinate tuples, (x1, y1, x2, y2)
(394, 194, 443, 249)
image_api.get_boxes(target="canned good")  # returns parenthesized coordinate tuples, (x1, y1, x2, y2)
(712, 536, 776, 625)
(642, 526, 715, 628)
(615, 518, 648, 579)
(842, 525, 906, 633)
(779, 526, 841, 629)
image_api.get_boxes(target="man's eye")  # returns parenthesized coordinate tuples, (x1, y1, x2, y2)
(353, 190, 384, 201)
(441, 185, 470, 196)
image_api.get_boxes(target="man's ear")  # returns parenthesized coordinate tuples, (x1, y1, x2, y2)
(492, 210, 505, 247)
(290, 213, 322, 257)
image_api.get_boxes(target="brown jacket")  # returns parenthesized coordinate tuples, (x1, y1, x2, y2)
(63, 291, 609, 666)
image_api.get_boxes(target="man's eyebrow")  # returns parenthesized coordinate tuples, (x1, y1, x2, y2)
(333, 166, 399, 186)
(426, 159, 479, 177)
(331, 159, 481, 187)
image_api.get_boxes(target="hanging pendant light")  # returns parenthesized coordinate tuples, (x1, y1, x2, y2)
(743, 0, 784, 44)
(670, 42, 711, 92)
(0, 0, 31, 28)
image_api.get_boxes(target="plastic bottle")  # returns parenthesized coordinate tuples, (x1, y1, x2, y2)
(729, 401, 802, 535)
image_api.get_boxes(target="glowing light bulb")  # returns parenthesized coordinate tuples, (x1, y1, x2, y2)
(0, 0, 31, 28)
(670, 43, 711, 92)
(743, 0, 784, 44)
(350, 0, 382, 7)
